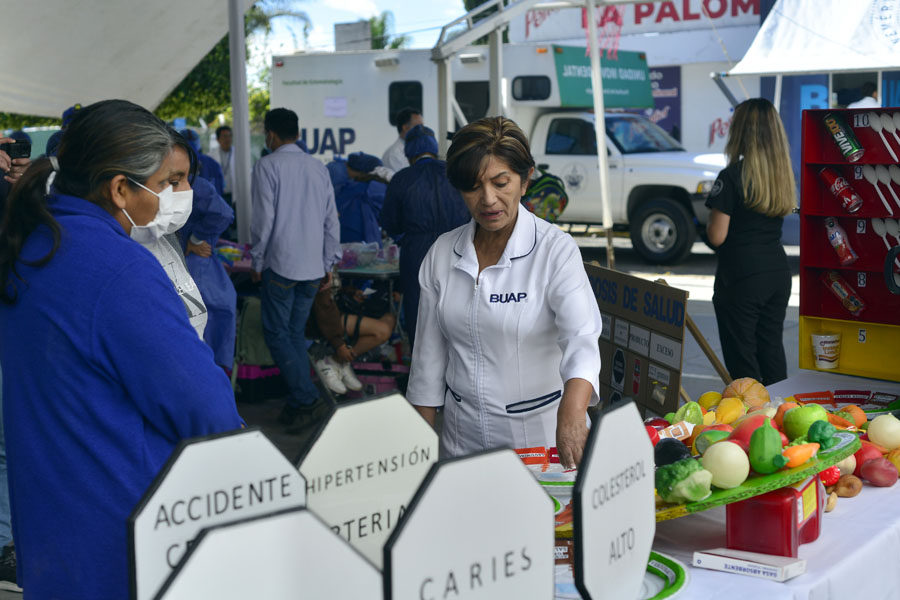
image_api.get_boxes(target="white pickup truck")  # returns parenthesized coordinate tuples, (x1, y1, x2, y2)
(530, 111, 726, 264)
(270, 46, 725, 264)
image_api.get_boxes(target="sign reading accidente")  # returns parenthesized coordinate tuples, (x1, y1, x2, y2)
(574, 400, 655, 600)
(586, 263, 688, 416)
(129, 429, 307, 600)
(155, 508, 382, 600)
(384, 449, 554, 600)
(297, 393, 438, 569)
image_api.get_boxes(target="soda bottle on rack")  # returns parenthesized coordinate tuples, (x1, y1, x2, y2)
(818, 168, 864, 213)
(824, 217, 858, 266)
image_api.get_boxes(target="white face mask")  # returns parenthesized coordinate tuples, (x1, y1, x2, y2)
(123, 178, 193, 243)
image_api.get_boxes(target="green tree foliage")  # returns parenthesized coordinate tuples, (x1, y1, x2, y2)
(460, 0, 507, 44)
(156, 0, 309, 123)
(370, 11, 409, 50)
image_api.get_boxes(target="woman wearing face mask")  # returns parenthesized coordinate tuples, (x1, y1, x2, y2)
(124, 148, 209, 340)
(0, 100, 243, 599)
(406, 117, 603, 469)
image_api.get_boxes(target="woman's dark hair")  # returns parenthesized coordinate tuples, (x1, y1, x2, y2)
(446, 117, 535, 192)
(0, 99, 194, 304)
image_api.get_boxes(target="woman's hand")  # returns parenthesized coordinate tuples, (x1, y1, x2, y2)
(556, 378, 593, 469)
(335, 344, 355, 364)
(186, 240, 212, 258)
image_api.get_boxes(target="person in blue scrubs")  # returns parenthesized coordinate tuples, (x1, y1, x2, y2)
(180, 176, 238, 369)
(380, 125, 470, 347)
(179, 128, 225, 196)
(333, 152, 387, 245)
(0, 100, 243, 599)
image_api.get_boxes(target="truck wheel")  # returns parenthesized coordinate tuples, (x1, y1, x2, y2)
(629, 199, 696, 264)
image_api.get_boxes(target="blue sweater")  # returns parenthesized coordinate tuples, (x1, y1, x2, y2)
(0, 194, 243, 599)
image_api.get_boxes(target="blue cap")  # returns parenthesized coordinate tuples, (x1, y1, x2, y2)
(61, 104, 82, 128)
(45, 130, 64, 157)
(404, 125, 438, 159)
(179, 129, 202, 154)
(347, 152, 382, 173)
(9, 130, 31, 145)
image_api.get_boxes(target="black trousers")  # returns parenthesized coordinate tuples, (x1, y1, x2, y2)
(713, 269, 791, 386)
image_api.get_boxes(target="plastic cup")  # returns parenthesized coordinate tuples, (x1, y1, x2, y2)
(810, 333, 841, 369)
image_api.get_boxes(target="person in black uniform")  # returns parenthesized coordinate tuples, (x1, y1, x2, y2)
(705, 98, 796, 385)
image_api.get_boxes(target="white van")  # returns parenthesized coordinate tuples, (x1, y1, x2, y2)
(271, 44, 724, 263)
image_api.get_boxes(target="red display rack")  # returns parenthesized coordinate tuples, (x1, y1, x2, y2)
(799, 108, 900, 381)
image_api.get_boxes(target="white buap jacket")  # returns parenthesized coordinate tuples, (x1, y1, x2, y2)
(407, 209, 603, 458)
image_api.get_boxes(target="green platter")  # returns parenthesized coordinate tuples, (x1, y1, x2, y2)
(655, 432, 860, 522)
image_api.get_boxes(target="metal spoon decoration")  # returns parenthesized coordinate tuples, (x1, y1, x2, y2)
(868, 111, 899, 162)
(881, 113, 900, 149)
(862, 165, 894, 215)
(894, 113, 900, 143)
(876, 165, 900, 212)
(872, 217, 900, 269)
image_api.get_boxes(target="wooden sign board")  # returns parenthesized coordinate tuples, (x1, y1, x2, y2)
(297, 393, 438, 569)
(586, 264, 689, 416)
(384, 449, 554, 600)
(574, 400, 656, 600)
(154, 508, 382, 600)
(129, 429, 307, 600)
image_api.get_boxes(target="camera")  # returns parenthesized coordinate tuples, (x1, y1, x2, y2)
(0, 141, 32, 160)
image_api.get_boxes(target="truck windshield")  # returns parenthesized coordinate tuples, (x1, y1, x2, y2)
(605, 114, 684, 154)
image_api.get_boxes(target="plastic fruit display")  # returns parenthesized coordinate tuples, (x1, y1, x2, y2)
(722, 377, 769, 408)
(698, 391, 723, 410)
(701, 441, 750, 489)
(866, 414, 900, 451)
(782, 404, 829, 441)
(714, 397, 746, 425)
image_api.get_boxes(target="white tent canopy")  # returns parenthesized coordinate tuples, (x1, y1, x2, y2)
(728, 0, 900, 77)
(0, 0, 253, 118)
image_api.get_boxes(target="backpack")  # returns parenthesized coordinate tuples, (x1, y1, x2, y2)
(521, 169, 568, 223)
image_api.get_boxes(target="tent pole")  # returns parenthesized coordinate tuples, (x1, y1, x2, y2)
(586, 0, 615, 270)
(773, 74, 783, 113)
(229, 0, 252, 244)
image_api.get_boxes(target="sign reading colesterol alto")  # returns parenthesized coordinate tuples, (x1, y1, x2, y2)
(574, 400, 655, 600)
(129, 429, 306, 600)
(297, 393, 438, 569)
(155, 508, 382, 600)
(384, 449, 554, 600)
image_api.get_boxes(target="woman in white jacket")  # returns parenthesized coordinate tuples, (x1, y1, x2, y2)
(406, 117, 603, 468)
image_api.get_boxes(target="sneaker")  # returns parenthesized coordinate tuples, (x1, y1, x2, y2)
(340, 362, 363, 392)
(316, 357, 347, 395)
(0, 544, 22, 593)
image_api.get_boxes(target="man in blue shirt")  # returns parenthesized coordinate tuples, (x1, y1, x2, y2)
(251, 109, 342, 425)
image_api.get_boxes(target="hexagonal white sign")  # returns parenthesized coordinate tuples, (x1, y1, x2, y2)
(574, 400, 655, 600)
(297, 393, 438, 569)
(384, 449, 554, 600)
(129, 429, 306, 600)
(154, 508, 382, 600)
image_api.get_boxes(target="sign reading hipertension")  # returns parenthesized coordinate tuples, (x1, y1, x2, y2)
(297, 393, 438, 569)
(384, 449, 554, 600)
(586, 263, 688, 416)
(154, 508, 382, 600)
(129, 429, 306, 600)
(574, 400, 655, 600)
